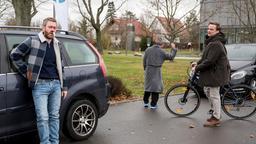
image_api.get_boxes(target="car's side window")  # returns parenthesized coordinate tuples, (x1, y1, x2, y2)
(62, 40, 97, 65)
(6, 35, 28, 52)
(5, 35, 28, 72)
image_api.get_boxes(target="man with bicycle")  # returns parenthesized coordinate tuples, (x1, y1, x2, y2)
(194, 22, 230, 127)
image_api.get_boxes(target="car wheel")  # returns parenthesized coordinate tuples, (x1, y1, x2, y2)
(65, 99, 98, 140)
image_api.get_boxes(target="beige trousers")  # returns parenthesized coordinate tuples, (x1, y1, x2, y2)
(204, 87, 221, 119)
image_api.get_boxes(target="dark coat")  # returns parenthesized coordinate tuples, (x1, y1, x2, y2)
(196, 32, 230, 87)
(143, 45, 177, 92)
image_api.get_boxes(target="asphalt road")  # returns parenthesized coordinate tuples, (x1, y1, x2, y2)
(61, 98, 256, 144)
(6, 98, 256, 144)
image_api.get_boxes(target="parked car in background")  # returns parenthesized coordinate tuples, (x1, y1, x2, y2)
(226, 43, 256, 89)
(0, 26, 110, 142)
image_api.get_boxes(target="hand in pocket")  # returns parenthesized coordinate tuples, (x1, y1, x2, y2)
(26, 70, 32, 81)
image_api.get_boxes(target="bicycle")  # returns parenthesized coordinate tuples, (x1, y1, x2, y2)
(164, 65, 256, 119)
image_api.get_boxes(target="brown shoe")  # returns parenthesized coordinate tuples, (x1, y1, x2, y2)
(206, 116, 215, 122)
(207, 115, 222, 122)
(204, 117, 220, 127)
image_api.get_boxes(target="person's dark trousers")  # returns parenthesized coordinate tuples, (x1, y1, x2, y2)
(143, 91, 150, 104)
(143, 91, 159, 106)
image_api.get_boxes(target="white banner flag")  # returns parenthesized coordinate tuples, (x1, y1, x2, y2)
(53, 0, 68, 30)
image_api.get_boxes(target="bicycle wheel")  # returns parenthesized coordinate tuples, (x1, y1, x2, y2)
(164, 84, 201, 116)
(222, 84, 256, 119)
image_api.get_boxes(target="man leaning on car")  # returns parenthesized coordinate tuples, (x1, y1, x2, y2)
(10, 17, 67, 144)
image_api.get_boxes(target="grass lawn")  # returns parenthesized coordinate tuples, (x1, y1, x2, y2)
(103, 52, 198, 97)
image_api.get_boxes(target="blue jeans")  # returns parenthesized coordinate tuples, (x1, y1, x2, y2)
(32, 79, 61, 144)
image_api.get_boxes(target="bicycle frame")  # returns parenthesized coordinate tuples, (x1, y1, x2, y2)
(164, 64, 256, 118)
(190, 71, 253, 109)
(180, 72, 199, 103)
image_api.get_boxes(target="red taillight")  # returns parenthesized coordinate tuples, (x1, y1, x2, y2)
(88, 42, 107, 77)
(99, 58, 107, 77)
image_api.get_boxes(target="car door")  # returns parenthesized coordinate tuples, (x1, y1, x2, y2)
(0, 34, 7, 138)
(59, 38, 99, 91)
(0, 74, 6, 138)
(4, 34, 37, 135)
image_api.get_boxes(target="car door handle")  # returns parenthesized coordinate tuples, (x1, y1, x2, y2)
(0, 87, 4, 91)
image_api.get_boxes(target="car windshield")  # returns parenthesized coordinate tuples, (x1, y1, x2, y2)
(226, 44, 256, 61)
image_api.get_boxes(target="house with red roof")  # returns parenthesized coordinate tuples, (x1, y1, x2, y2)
(104, 16, 188, 50)
(103, 18, 150, 50)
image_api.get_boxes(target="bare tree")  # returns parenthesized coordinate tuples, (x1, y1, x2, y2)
(139, 12, 154, 51)
(8, 0, 48, 26)
(140, 11, 154, 37)
(106, 1, 117, 24)
(78, 18, 94, 39)
(185, 10, 199, 48)
(146, 0, 220, 44)
(4, 16, 16, 25)
(147, 0, 201, 43)
(230, 0, 256, 42)
(0, 0, 10, 19)
(75, 0, 127, 54)
(69, 21, 79, 32)
(68, 19, 92, 39)
(121, 10, 137, 20)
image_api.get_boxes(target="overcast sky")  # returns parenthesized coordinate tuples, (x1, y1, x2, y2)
(31, 0, 199, 24)
(32, 0, 146, 23)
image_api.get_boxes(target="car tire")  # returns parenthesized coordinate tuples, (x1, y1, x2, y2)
(64, 99, 98, 141)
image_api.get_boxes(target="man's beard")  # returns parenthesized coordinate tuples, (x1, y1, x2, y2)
(44, 31, 54, 39)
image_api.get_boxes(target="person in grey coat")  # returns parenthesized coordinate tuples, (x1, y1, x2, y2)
(143, 41, 177, 109)
(194, 22, 230, 127)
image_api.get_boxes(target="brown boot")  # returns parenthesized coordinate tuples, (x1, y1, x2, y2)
(206, 116, 215, 122)
(207, 115, 222, 122)
(204, 117, 220, 127)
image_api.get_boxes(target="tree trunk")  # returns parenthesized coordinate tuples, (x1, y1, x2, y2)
(96, 29, 103, 54)
(12, 0, 33, 26)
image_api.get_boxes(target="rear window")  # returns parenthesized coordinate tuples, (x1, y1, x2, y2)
(226, 44, 256, 61)
(62, 40, 98, 65)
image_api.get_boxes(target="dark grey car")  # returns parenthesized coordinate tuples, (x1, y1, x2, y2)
(0, 26, 110, 142)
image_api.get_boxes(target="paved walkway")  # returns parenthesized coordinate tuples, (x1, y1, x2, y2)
(62, 98, 256, 144)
